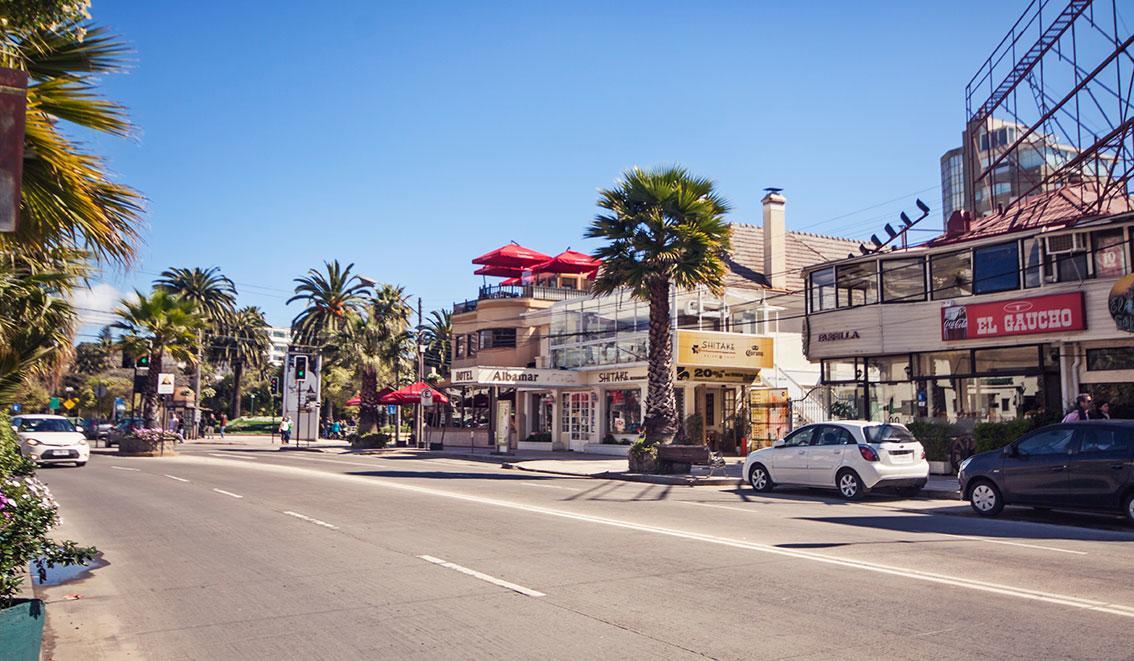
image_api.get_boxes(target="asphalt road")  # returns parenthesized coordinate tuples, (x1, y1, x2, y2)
(31, 443, 1134, 660)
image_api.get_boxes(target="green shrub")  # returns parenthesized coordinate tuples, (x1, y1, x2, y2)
(683, 413, 703, 443)
(905, 420, 953, 462)
(350, 432, 389, 449)
(524, 432, 551, 443)
(973, 418, 1035, 454)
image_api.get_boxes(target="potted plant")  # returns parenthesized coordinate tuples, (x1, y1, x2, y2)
(1, 415, 96, 660)
(906, 420, 952, 474)
(119, 428, 180, 456)
(627, 438, 658, 473)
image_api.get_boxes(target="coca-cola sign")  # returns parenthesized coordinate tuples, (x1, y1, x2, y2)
(941, 292, 1086, 341)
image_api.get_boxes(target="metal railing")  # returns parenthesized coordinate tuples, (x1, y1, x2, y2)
(453, 283, 590, 314)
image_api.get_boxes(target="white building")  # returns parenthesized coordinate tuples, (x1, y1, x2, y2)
(267, 327, 290, 366)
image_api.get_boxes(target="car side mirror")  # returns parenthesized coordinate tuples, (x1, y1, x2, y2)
(772, 439, 785, 448)
(1002, 445, 1015, 457)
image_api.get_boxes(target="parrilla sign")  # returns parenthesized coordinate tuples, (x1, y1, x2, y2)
(941, 292, 1086, 341)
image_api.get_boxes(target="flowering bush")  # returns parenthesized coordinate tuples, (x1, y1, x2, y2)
(120, 428, 179, 454)
(0, 413, 95, 608)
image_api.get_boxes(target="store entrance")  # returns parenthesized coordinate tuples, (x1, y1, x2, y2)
(693, 385, 739, 453)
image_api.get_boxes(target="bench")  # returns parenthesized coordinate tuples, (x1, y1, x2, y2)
(656, 445, 727, 476)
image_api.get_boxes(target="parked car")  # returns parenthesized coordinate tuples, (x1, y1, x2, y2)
(959, 420, 1134, 524)
(105, 417, 144, 447)
(11, 414, 90, 467)
(745, 421, 929, 500)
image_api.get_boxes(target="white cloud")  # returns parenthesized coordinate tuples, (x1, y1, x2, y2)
(70, 282, 126, 334)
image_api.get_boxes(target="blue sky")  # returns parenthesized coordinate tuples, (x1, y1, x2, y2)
(74, 0, 1028, 331)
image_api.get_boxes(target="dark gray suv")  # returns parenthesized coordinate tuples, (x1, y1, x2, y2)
(959, 420, 1134, 524)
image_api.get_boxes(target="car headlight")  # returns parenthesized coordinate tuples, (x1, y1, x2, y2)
(78, 438, 88, 445)
(958, 456, 972, 473)
(25, 438, 41, 446)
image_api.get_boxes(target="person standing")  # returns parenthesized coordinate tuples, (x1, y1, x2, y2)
(1097, 400, 1112, 419)
(219, 412, 228, 439)
(1062, 393, 1094, 422)
(279, 416, 292, 444)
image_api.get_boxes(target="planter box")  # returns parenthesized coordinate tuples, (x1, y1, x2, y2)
(0, 599, 45, 661)
(517, 441, 553, 452)
(583, 443, 630, 456)
(929, 460, 952, 475)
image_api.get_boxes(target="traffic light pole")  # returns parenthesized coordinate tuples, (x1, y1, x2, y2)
(416, 296, 424, 449)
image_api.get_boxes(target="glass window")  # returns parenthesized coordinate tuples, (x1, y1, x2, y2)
(880, 258, 925, 303)
(972, 242, 1020, 294)
(782, 426, 817, 447)
(809, 268, 836, 312)
(823, 360, 861, 383)
(1085, 347, 1134, 371)
(1054, 252, 1089, 282)
(606, 389, 641, 435)
(864, 424, 917, 443)
(18, 418, 75, 432)
(1093, 228, 1127, 279)
(973, 346, 1039, 374)
(930, 250, 972, 300)
(1016, 427, 1075, 456)
(816, 426, 854, 445)
(1077, 427, 1128, 454)
(867, 355, 910, 382)
(1022, 238, 1043, 288)
(704, 392, 715, 426)
(836, 261, 878, 308)
(920, 350, 971, 377)
(454, 334, 466, 359)
(479, 327, 517, 350)
(467, 334, 478, 358)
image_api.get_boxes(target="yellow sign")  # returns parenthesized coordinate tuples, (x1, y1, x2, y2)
(62, 398, 76, 410)
(749, 387, 790, 450)
(676, 330, 773, 370)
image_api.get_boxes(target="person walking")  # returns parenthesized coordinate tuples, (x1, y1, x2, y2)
(219, 412, 228, 439)
(279, 416, 292, 444)
(1062, 393, 1094, 422)
(330, 419, 342, 440)
(1097, 400, 1112, 419)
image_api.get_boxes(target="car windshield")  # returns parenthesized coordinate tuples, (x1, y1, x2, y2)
(19, 418, 76, 433)
(864, 424, 916, 444)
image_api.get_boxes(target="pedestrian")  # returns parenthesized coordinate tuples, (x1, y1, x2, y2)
(1097, 400, 1112, 419)
(1061, 393, 1094, 422)
(331, 419, 341, 439)
(219, 412, 228, 439)
(279, 416, 292, 444)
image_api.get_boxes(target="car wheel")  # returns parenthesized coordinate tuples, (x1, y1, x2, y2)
(968, 480, 1004, 516)
(836, 469, 865, 500)
(748, 464, 774, 492)
(1123, 491, 1134, 526)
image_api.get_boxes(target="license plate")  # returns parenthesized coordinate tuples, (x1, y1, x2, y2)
(889, 452, 913, 464)
(47, 449, 73, 457)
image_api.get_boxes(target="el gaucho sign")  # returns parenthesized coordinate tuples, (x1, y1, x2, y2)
(941, 292, 1086, 341)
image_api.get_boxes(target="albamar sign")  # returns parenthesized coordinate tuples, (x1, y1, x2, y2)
(941, 292, 1086, 341)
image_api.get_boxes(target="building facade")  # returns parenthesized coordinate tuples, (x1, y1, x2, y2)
(267, 327, 290, 366)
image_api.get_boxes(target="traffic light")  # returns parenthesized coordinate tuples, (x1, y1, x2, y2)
(270, 376, 280, 395)
(135, 355, 150, 368)
(294, 355, 308, 382)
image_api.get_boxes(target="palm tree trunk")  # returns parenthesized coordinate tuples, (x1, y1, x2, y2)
(644, 279, 677, 444)
(143, 351, 163, 429)
(230, 360, 244, 419)
(358, 367, 378, 435)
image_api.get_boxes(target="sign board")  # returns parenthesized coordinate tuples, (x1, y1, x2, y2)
(749, 388, 790, 450)
(48, 396, 59, 410)
(114, 397, 125, 412)
(494, 400, 512, 453)
(676, 330, 773, 370)
(451, 366, 586, 388)
(941, 292, 1086, 341)
(421, 389, 434, 407)
(588, 367, 648, 385)
(387, 404, 397, 415)
(676, 366, 759, 383)
(0, 68, 27, 233)
(9, 403, 21, 414)
(62, 398, 76, 410)
(157, 373, 176, 395)
(1109, 273, 1134, 332)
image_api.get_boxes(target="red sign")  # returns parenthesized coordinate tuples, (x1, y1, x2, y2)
(941, 292, 1086, 341)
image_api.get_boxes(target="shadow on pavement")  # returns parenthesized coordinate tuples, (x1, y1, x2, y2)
(344, 470, 581, 482)
(797, 511, 1134, 541)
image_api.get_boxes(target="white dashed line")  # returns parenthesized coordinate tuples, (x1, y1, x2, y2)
(212, 488, 243, 499)
(418, 555, 545, 597)
(519, 482, 580, 491)
(110, 466, 139, 471)
(208, 453, 259, 460)
(282, 510, 338, 530)
(163, 474, 189, 482)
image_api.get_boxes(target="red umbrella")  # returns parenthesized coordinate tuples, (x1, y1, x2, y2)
(530, 249, 601, 274)
(379, 382, 450, 405)
(473, 264, 525, 278)
(500, 276, 522, 285)
(345, 387, 394, 407)
(472, 243, 551, 269)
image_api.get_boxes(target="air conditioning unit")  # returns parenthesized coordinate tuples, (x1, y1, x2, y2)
(1044, 233, 1087, 255)
(684, 299, 723, 315)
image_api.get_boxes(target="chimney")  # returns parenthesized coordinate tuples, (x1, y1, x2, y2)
(945, 209, 971, 239)
(762, 189, 787, 290)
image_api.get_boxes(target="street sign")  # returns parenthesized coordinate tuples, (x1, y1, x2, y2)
(420, 389, 434, 407)
(9, 403, 21, 413)
(114, 397, 125, 412)
(157, 373, 175, 395)
(48, 396, 60, 411)
(386, 404, 397, 416)
(62, 398, 76, 410)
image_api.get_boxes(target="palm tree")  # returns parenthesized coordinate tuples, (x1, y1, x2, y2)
(214, 306, 270, 419)
(154, 267, 237, 324)
(113, 290, 203, 428)
(329, 285, 411, 434)
(423, 308, 452, 379)
(585, 166, 731, 444)
(288, 260, 370, 346)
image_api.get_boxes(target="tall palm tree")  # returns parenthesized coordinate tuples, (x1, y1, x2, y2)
(154, 266, 237, 324)
(113, 290, 203, 428)
(288, 260, 370, 346)
(586, 166, 731, 444)
(214, 306, 270, 419)
(329, 285, 411, 434)
(423, 308, 452, 379)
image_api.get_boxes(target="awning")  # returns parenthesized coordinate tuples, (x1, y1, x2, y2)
(530, 249, 601, 275)
(471, 243, 551, 269)
(379, 382, 450, 405)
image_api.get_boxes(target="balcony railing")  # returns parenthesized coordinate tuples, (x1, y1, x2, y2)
(453, 283, 591, 314)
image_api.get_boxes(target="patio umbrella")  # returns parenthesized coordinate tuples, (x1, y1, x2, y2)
(379, 382, 450, 405)
(473, 264, 525, 278)
(345, 387, 393, 407)
(471, 242, 551, 269)
(530, 249, 602, 274)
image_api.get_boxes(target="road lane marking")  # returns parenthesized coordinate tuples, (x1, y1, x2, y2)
(519, 482, 580, 491)
(269, 455, 390, 469)
(212, 488, 243, 499)
(208, 453, 259, 460)
(163, 474, 190, 482)
(682, 502, 1087, 556)
(282, 510, 338, 530)
(181, 455, 1134, 619)
(110, 466, 139, 471)
(418, 555, 545, 597)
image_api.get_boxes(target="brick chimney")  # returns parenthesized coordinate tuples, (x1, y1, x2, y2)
(762, 190, 787, 289)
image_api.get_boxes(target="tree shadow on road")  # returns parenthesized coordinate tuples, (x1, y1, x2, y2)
(795, 511, 1134, 542)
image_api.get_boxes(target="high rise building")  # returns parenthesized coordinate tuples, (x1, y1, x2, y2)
(267, 327, 290, 365)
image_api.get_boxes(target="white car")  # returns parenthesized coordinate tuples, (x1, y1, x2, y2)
(744, 421, 928, 500)
(11, 414, 90, 467)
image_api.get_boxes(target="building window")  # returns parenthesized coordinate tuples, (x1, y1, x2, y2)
(973, 346, 1040, 374)
(479, 327, 517, 350)
(561, 392, 594, 441)
(455, 334, 466, 359)
(930, 250, 972, 300)
(880, 258, 925, 303)
(606, 389, 641, 435)
(836, 261, 878, 308)
(1086, 347, 1134, 371)
(919, 350, 972, 377)
(1093, 228, 1127, 279)
(1022, 237, 1043, 288)
(972, 241, 1020, 294)
(809, 267, 836, 312)
(467, 334, 478, 357)
(1053, 252, 1089, 282)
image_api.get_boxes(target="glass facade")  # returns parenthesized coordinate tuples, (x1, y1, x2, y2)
(606, 389, 642, 436)
(561, 392, 595, 442)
